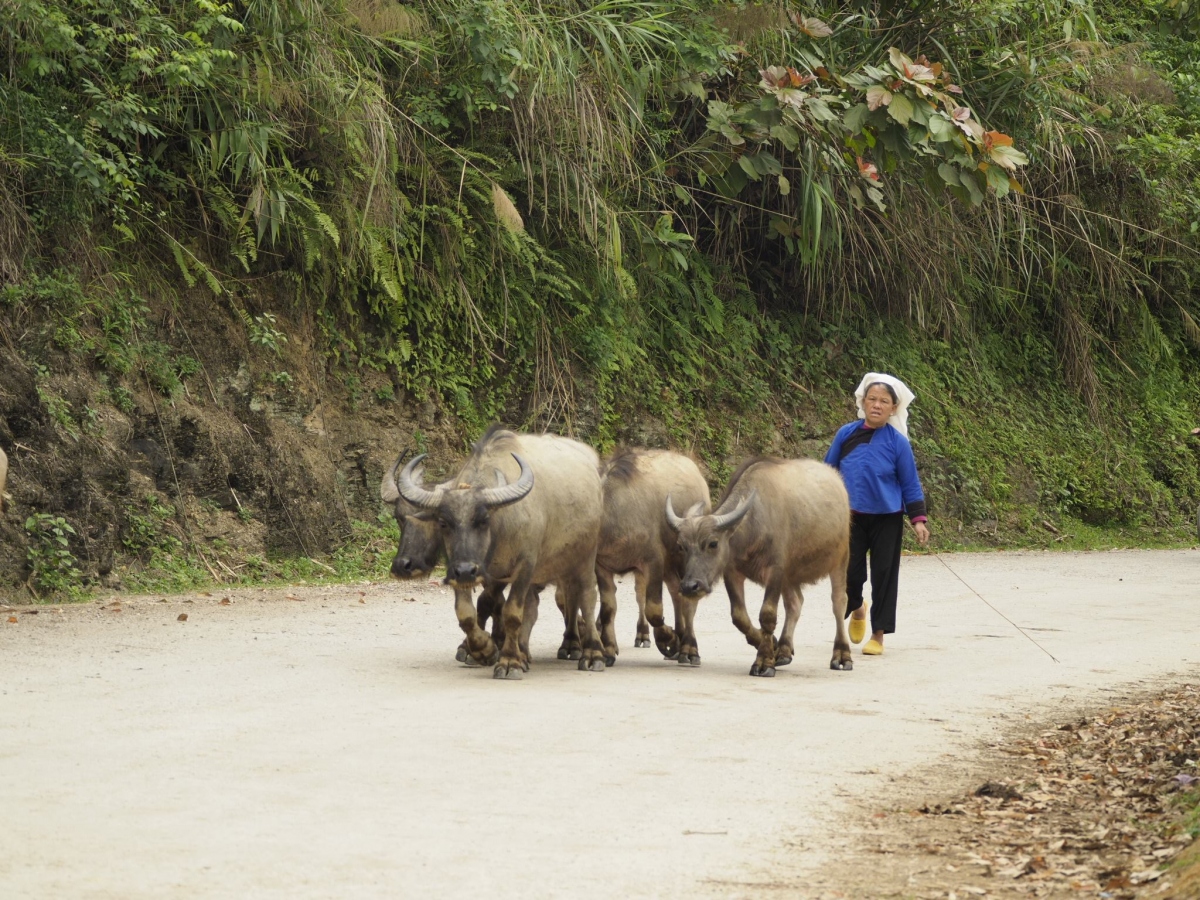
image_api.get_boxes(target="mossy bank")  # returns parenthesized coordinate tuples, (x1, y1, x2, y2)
(2, 1, 1199, 599)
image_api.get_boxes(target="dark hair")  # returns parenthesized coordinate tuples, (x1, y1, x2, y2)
(866, 381, 898, 404)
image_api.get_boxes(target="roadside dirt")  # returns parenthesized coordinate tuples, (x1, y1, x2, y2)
(797, 684, 1200, 900)
(2, 549, 1198, 899)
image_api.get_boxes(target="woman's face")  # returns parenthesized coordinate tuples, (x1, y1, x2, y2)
(862, 385, 896, 428)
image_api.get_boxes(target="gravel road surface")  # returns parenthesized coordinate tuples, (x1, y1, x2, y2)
(2, 549, 1197, 899)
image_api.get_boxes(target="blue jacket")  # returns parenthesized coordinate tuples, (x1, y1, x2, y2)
(824, 422, 926, 517)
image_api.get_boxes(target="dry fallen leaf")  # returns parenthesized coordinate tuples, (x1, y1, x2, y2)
(6, 615, 16, 624)
(177, 613, 188, 622)
(821, 684, 1200, 900)
(219, 598, 231, 606)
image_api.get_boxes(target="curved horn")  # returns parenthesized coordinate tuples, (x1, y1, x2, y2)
(665, 495, 684, 532)
(479, 453, 534, 507)
(380, 449, 412, 503)
(711, 490, 756, 532)
(396, 454, 442, 509)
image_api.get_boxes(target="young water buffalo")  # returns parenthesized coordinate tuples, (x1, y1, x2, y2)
(380, 455, 507, 661)
(667, 457, 853, 676)
(395, 426, 606, 679)
(595, 448, 710, 665)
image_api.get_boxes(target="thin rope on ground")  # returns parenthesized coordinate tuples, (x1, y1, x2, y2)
(932, 551, 1060, 663)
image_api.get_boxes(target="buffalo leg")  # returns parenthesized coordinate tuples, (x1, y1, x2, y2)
(517, 591, 540, 669)
(555, 584, 582, 661)
(643, 562, 680, 659)
(564, 570, 606, 673)
(632, 570, 651, 648)
(458, 582, 504, 665)
(829, 545, 853, 671)
(776, 586, 804, 667)
(675, 594, 701, 667)
(495, 571, 536, 679)
(725, 572, 773, 676)
(725, 571, 763, 646)
(596, 567, 619, 666)
(749, 579, 782, 677)
(455, 586, 498, 667)
(667, 572, 701, 666)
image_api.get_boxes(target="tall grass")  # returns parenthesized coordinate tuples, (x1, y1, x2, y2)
(1, 0, 1198, 428)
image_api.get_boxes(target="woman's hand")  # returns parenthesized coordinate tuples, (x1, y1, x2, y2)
(913, 521, 930, 546)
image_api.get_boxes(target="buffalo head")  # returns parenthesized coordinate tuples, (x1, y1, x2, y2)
(395, 452, 534, 587)
(665, 491, 756, 597)
(381, 452, 445, 579)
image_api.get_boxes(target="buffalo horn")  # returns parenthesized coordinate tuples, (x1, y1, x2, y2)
(711, 490, 756, 532)
(665, 495, 684, 532)
(396, 453, 443, 509)
(379, 449, 412, 503)
(479, 453, 534, 507)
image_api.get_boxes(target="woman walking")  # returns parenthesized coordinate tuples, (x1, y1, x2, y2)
(824, 373, 930, 656)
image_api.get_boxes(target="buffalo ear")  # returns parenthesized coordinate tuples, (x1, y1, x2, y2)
(685, 501, 706, 517)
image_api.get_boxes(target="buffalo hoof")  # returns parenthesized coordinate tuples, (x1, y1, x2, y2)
(557, 645, 582, 661)
(455, 645, 469, 663)
(579, 657, 606, 673)
(634, 638, 651, 649)
(493, 663, 524, 680)
(830, 657, 854, 672)
(463, 654, 482, 668)
(677, 653, 701, 667)
(749, 664, 776, 678)
(604, 654, 616, 667)
(775, 654, 793, 667)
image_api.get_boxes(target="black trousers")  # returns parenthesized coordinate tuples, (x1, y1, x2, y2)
(844, 511, 905, 635)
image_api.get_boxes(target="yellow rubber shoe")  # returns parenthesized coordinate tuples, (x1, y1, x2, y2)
(849, 616, 867, 645)
(862, 638, 884, 656)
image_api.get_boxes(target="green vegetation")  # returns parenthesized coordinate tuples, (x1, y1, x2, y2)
(1, 0, 1199, 596)
(24, 514, 83, 598)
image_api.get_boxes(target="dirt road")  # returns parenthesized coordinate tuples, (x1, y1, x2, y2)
(2, 549, 1197, 899)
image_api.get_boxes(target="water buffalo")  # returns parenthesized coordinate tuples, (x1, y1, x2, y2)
(380, 453, 506, 660)
(395, 426, 605, 679)
(595, 448, 710, 665)
(667, 456, 853, 676)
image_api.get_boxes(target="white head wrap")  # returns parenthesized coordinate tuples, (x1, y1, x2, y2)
(854, 372, 915, 436)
